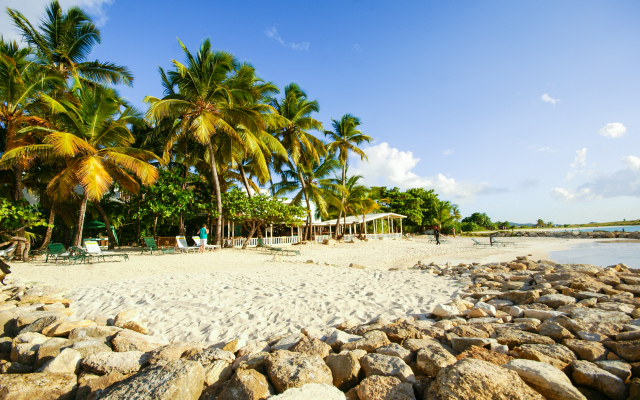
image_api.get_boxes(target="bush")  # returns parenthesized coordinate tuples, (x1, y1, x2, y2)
(461, 222, 482, 232)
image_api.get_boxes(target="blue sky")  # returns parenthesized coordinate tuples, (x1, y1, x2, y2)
(2, 0, 639, 224)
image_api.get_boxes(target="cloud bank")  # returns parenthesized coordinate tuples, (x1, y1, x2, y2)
(598, 123, 627, 138)
(265, 26, 309, 51)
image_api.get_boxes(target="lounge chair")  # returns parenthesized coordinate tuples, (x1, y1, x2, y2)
(45, 243, 71, 263)
(471, 238, 493, 248)
(492, 238, 516, 247)
(175, 236, 199, 253)
(427, 235, 448, 244)
(191, 236, 220, 252)
(67, 246, 91, 264)
(85, 241, 129, 262)
(256, 238, 300, 256)
(141, 237, 175, 255)
(0, 243, 17, 261)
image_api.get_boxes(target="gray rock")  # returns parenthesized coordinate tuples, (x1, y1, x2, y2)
(416, 341, 457, 377)
(535, 294, 576, 308)
(271, 334, 304, 351)
(376, 343, 412, 364)
(326, 330, 361, 352)
(593, 360, 632, 382)
(450, 337, 496, 353)
(81, 350, 150, 375)
(571, 360, 627, 400)
(502, 359, 586, 400)
(38, 348, 82, 374)
(266, 350, 333, 393)
(360, 353, 415, 383)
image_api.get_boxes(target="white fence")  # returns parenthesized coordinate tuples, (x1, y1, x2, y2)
(224, 236, 301, 248)
(314, 235, 330, 243)
(364, 233, 402, 240)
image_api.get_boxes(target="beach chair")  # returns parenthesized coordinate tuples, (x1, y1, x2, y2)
(45, 243, 71, 263)
(85, 241, 129, 262)
(141, 237, 174, 255)
(67, 246, 92, 264)
(255, 238, 300, 256)
(492, 238, 516, 247)
(0, 243, 17, 261)
(175, 236, 199, 253)
(191, 236, 220, 252)
(471, 238, 493, 248)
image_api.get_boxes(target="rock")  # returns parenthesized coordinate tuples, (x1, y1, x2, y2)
(402, 338, 440, 353)
(360, 353, 415, 383)
(376, 343, 412, 364)
(325, 352, 361, 391)
(202, 359, 233, 386)
(341, 330, 390, 353)
(289, 336, 332, 358)
(301, 327, 328, 341)
(381, 319, 444, 342)
(450, 325, 491, 339)
(112, 309, 149, 334)
(147, 341, 204, 365)
(39, 348, 81, 374)
(536, 294, 576, 308)
(68, 325, 122, 341)
(416, 340, 457, 377)
(496, 329, 555, 349)
(594, 360, 632, 382)
(18, 314, 66, 334)
(34, 338, 70, 368)
(572, 360, 627, 400)
(356, 375, 416, 400)
(189, 346, 236, 365)
(217, 368, 273, 400)
(222, 337, 247, 353)
(538, 320, 574, 342)
(603, 340, 640, 361)
(498, 290, 539, 305)
(236, 341, 270, 359)
(15, 311, 67, 330)
(571, 308, 631, 324)
(450, 337, 496, 353)
(424, 358, 544, 399)
(42, 320, 95, 337)
(576, 331, 608, 342)
(433, 304, 463, 317)
(466, 308, 488, 318)
(70, 338, 113, 357)
(503, 359, 586, 400)
(455, 346, 512, 365)
(523, 309, 568, 321)
(236, 352, 269, 372)
(270, 383, 345, 399)
(0, 373, 77, 400)
(511, 343, 577, 369)
(326, 330, 361, 352)
(75, 372, 129, 400)
(265, 350, 333, 393)
(110, 329, 168, 352)
(271, 334, 304, 351)
(81, 351, 150, 375)
(98, 359, 205, 400)
(563, 339, 609, 361)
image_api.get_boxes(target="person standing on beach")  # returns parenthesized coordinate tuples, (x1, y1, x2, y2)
(199, 224, 209, 253)
(434, 226, 440, 245)
(452, 227, 456, 239)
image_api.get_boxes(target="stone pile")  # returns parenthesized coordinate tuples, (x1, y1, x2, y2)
(2, 258, 640, 399)
(489, 230, 640, 239)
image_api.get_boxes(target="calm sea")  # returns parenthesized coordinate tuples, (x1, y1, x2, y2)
(549, 241, 640, 268)
(570, 225, 640, 232)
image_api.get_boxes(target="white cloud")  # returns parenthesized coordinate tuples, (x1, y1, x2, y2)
(350, 142, 498, 202)
(622, 155, 640, 170)
(442, 149, 454, 156)
(353, 43, 362, 52)
(537, 147, 551, 152)
(598, 122, 627, 138)
(0, 0, 113, 42)
(265, 25, 309, 51)
(570, 148, 587, 168)
(541, 93, 559, 104)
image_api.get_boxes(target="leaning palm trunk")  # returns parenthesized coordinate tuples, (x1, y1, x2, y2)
(37, 207, 56, 251)
(73, 191, 89, 247)
(207, 141, 223, 246)
(14, 168, 25, 259)
(93, 201, 116, 249)
(239, 165, 253, 198)
(333, 164, 347, 239)
(297, 170, 313, 241)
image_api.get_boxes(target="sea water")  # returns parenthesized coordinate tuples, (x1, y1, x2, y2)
(549, 241, 640, 268)
(570, 225, 640, 232)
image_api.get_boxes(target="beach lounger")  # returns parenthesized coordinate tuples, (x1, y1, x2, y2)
(471, 238, 493, 248)
(191, 236, 220, 252)
(175, 236, 199, 253)
(255, 238, 300, 256)
(85, 241, 129, 262)
(492, 238, 516, 247)
(68, 246, 93, 264)
(141, 237, 175, 255)
(427, 235, 449, 244)
(45, 243, 71, 263)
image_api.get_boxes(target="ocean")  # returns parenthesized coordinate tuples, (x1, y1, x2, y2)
(570, 225, 640, 232)
(549, 241, 640, 269)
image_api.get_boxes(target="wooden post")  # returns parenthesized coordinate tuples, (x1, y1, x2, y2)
(400, 218, 403, 234)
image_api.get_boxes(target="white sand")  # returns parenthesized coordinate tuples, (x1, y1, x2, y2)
(11, 236, 579, 345)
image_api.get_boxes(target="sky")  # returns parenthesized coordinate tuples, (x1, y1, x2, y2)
(1, 0, 639, 224)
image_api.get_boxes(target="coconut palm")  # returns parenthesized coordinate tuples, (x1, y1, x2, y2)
(433, 200, 455, 231)
(1, 85, 159, 246)
(145, 39, 269, 245)
(7, 1, 133, 86)
(324, 114, 371, 238)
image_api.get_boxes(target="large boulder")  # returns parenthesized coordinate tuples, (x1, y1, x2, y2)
(0, 373, 77, 400)
(217, 368, 274, 400)
(424, 358, 545, 400)
(68, 326, 122, 341)
(356, 375, 416, 400)
(81, 351, 150, 375)
(563, 339, 608, 362)
(535, 294, 576, 308)
(75, 372, 129, 400)
(570, 308, 631, 324)
(360, 353, 415, 383)
(98, 359, 205, 400)
(416, 340, 457, 377)
(326, 330, 361, 352)
(147, 341, 204, 365)
(113, 309, 149, 334)
(110, 329, 168, 352)
(376, 343, 412, 364)
(289, 336, 332, 358)
(42, 320, 95, 337)
(502, 359, 586, 400)
(271, 334, 304, 351)
(496, 329, 555, 349)
(510, 344, 577, 370)
(324, 352, 361, 391)
(38, 348, 82, 374)
(603, 339, 640, 362)
(571, 360, 627, 400)
(265, 350, 333, 393)
(340, 330, 390, 353)
(270, 383, 345, 399)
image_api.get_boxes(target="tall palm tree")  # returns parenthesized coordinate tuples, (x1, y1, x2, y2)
(433, 200, 454, 231)
(324, 114, 371, 238)
(7, 1, 133, 86)
(1, 85, 159, 246)
(145, 39, 268, 245)
(269, 84, 325, 239)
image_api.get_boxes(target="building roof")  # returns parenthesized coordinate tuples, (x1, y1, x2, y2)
(308, 212, 406, 226)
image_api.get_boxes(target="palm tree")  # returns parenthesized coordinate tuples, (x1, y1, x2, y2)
(269, 84, 325, 239)
(7, 1, 133, 86)
(1, 85, 159, 246)
(146, 39, 270, 245)
(433, 200, 454, 231)
(324, 114, 371, 238)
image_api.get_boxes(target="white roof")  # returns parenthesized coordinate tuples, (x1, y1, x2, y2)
(308, 212, 406, 226)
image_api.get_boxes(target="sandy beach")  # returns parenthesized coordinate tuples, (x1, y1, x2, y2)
(10, 236, 585, 345)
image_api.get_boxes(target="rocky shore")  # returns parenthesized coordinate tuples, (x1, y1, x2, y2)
(1, 257, 640, 399)
(481, 229, 640, 239)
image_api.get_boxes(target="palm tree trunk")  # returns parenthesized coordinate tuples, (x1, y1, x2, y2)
(239, 165, 253, 198)
(242, 222, 258, 250)
(73, 191, 89, 247)
(297, 169, 312, 241)
(269, 175, 276, 198)
(207, 140, 223, 246)
(179, 166, 188, 235)
(38, 206, 56, 251)
(14, 167, 25, 259)
(93, 201, 116, 249)
(153, 214, 158, 238)
(333, 164, 347, 239)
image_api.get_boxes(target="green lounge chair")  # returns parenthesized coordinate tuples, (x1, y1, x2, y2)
(85, 241, 129, 262)
(492, 238, 516, 247)
(45, 243, 71, 263)
(256, 238, 300, 256)
(142, 237, 175, 255)
(471, 238, 493, 248)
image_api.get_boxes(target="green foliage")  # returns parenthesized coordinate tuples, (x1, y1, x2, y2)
(223, 190, 306, 228)
(0, 198, 49, 239)
(460, 221, 483, 232)
(462, 212, 496, 230)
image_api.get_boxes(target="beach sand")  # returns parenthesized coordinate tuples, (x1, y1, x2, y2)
(10, 236, 582, 345)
